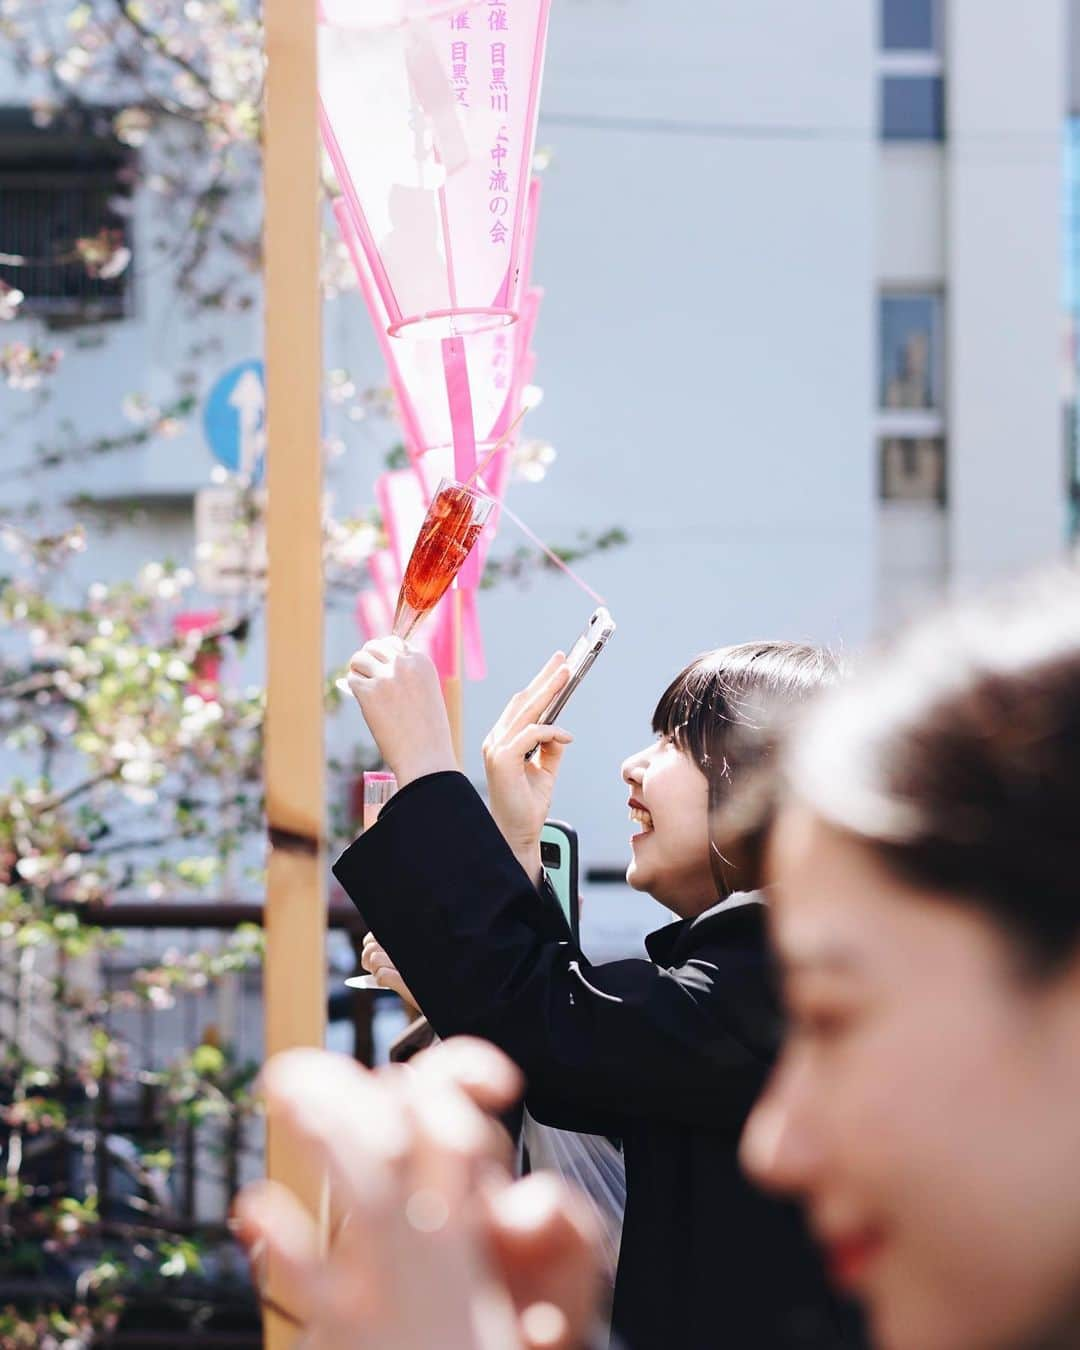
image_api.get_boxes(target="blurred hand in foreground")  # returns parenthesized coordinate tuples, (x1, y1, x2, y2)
(346, 639, 457, 788)
(232, 1039, 602, 1350)
(482, 652, 573, 885)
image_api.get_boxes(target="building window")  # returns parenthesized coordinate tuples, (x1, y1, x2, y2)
(878, 290, 946, 504)
(881, 293, 943, 410)
(880, 437, 946, 503)
(879, 0, 945, 141)
(881, 76, 945, 141)
(1066, 405, 1079, 540)
(882, 0, 937, 51)
(0, 109, 132, 321)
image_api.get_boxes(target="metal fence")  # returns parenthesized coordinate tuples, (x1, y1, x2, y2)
(0, 899, 372, 1347)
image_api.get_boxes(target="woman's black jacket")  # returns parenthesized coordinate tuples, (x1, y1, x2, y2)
(333, 772, 861, 1350)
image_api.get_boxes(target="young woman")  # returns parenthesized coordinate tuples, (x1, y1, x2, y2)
(736, 570, 1080, 1350)
(335, 637, 861, 1350)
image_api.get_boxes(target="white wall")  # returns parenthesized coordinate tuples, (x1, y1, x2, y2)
(876, 143, 948, 626)
(877, 501, 948, 623)
(946, 0, 1067, 583)
(878, 145, 945, 283)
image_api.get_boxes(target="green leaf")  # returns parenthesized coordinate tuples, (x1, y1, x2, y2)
(158, 1238, 204, 1279)
(190, 1043, 226, 1077)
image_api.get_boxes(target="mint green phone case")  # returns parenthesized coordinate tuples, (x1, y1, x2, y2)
(540, 820, 579, 939)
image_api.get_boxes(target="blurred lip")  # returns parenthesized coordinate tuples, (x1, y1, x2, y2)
(818, 1226, 887, 1293)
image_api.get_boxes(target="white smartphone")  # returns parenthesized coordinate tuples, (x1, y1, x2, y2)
(525, 607, 616, 761)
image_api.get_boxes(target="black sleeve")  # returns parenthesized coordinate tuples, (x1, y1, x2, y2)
(332, 772, 769, 1135)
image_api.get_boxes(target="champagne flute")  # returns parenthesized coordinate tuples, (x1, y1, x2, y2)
(334, 476, 493, 700)
(391, 477, 494, 640)
(345, 772, 398, 992)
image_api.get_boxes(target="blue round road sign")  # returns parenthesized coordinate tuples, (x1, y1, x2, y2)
(203, 359, 266, 483)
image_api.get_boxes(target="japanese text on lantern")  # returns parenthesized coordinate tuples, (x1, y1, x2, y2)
(449, 10, 470, 107)
(487, 1, 510, 244)
(489, 125, 510, 244)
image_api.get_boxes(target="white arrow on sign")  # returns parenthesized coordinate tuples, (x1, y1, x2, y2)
(228, 368, 266, 480)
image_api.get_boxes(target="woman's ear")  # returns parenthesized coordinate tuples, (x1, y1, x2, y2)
(710, 765, 779, 896)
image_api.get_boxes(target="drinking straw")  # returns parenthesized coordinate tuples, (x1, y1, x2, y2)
(464, 406, 530, 491)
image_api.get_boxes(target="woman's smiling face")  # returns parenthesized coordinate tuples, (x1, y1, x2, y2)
(741, 806, 1080, 1350)
(621, 734, 716, 917)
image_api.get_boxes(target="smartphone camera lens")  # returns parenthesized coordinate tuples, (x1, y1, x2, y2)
(540, 841, 561, 867)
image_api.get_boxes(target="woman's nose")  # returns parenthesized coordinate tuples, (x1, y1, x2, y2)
(621, 745, 649, 786)
(739, 1060, 820, 1198)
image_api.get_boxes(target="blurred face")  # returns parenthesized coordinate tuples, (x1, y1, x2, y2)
(620, 735, 715, 918)
(742, 806, 1080, 1350)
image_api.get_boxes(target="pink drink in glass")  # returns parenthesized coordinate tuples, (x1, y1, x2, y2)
(363, 771, 397, 830)
(392, 477, 493, 640)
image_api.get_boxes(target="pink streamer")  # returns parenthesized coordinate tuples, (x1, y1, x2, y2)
(428, 596, 456, 681)
(376, 470, 427, 579)
(458, 587, 485, 681)
(441, 337, 477, 480)
(441, 336, 481, 590)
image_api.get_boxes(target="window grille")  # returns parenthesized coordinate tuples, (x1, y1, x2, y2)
(0, 110, 132, 320)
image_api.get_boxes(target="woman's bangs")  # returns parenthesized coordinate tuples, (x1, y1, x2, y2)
(652, 665, 718, 766)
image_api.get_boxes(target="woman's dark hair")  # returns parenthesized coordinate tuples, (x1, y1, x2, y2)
(774, 569, 1080, 974)
(652, 642, 845, 896)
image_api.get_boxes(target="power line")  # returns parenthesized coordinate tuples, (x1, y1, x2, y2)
(539, 109, 1066, 153)
(539, 110, 871, 141)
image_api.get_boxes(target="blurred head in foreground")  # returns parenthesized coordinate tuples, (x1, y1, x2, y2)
(736, 570, 1080, 1350)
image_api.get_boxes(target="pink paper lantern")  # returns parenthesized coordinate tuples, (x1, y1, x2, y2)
(336, 190, 541, 598)
(324, 5, 552, 681)
(319, 0, 552, 341)
(332, 177, 542, 467)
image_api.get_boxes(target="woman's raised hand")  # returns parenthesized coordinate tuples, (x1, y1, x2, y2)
(232, 1040, 602, 1350)
(346, 639, 457, 788)
(482, 653, 574, 886)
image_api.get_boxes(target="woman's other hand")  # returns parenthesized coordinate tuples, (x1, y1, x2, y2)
(482, 653, 574, 886)
(347, 639, 457, 789)
(362, 931, 420, 1015)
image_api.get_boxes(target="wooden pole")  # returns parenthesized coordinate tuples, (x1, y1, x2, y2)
(261, 0, 325, 1343)
(443, 588, 465, 765)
